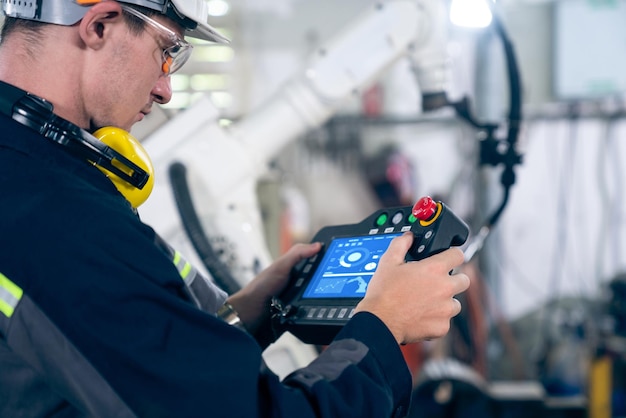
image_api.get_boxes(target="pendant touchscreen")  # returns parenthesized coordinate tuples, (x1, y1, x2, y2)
(271, 196, 470, 345)
(301, 234, 400, 299)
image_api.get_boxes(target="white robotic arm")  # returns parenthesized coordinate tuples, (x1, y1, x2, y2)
(140, 0, 451, 288)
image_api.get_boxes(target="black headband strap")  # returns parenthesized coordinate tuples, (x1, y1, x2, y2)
(0, 80, 149, 189)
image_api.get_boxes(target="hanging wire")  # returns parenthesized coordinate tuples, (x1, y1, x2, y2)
(450, 9, 524, 263)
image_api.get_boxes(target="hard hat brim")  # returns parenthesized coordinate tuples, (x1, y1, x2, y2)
(167, 0, 230, 43)
(187, 21, 230, 44)
(2, 0, 231, 44)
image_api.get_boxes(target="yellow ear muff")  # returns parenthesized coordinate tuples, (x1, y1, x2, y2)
(93, 127, 154, 208)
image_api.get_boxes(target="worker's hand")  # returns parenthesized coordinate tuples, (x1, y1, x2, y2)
(227, 242, 322, 335)
(354, 232, 469, 345)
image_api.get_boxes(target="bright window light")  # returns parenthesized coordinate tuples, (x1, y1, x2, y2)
(210, 91, 233, 108)
(170, 74, 190, 91)
(161, 92, 191, 109)
(190, 74, 230, 90)
(193, 45, 235, 63)
(218, 118, 233, 128)
(450, 0, 493, 28)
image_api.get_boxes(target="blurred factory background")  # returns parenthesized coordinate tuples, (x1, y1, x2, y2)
(33, 0, 622, 416)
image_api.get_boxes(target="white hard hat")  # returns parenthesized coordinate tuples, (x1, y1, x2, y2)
(2, 0, 230, 43)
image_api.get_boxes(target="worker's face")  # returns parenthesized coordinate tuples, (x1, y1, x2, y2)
(81, 4, 180, 132)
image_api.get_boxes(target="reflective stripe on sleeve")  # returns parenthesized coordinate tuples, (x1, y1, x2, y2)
(167, 247, 227, 313)
(0, 272, 23, 318)
(172, 251, 193, 282)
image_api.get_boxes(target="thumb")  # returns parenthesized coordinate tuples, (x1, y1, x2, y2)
(381, 232, 414, 264)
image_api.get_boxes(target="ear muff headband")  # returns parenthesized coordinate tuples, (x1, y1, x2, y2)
(0, 80, 153, 208)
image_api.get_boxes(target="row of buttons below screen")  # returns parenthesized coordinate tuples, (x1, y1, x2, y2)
(302, 306, 357, 321)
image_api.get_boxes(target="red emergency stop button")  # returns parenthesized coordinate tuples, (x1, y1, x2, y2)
(412, 196, 437, 221)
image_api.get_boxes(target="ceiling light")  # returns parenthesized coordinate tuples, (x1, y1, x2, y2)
(207, 0, 230, 17)
(450, 0, 493, 28)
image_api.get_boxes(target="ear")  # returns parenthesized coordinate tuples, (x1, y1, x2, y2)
(78, 1, 125, 49)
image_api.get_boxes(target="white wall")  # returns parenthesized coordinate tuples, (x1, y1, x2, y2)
(494, 115, 626, 318)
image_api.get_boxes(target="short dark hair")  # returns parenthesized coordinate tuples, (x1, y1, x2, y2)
(0, 17, 46, 45)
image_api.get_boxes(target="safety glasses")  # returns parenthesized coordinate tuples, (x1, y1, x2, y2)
(120, 4, 193, 75)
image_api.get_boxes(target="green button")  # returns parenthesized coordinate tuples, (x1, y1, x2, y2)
(408, 214, 417, 223)
(375, 213, 388, 226)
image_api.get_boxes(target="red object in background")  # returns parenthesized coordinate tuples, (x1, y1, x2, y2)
(362, 83, 384, 117)
(412, 196, 437, 221)
(401, 343, 425, 381)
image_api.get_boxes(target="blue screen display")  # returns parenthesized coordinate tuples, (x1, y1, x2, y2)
(302, 233, 401, 299)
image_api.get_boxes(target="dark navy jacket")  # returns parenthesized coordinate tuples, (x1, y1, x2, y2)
(0, 109, 412, 418)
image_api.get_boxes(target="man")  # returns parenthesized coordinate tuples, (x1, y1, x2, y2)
(0, 1, 470, 416)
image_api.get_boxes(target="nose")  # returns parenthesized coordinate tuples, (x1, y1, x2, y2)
(151, 74, 173, 104)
